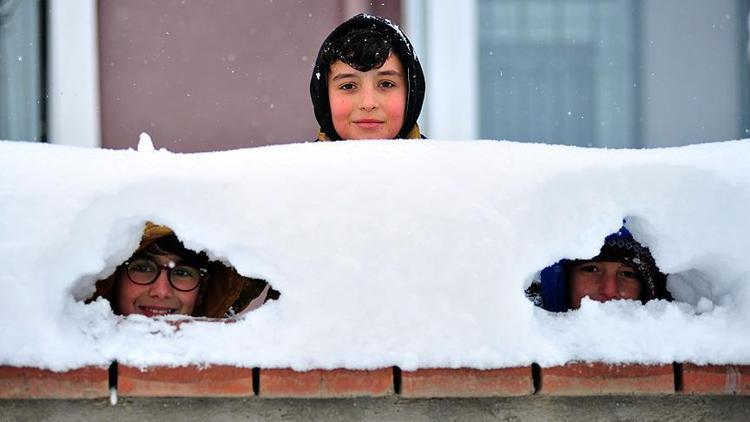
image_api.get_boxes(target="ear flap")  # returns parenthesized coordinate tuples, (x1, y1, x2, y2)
(225, 275, 275, 316)
(540, 262, 568, 312)
(196, 262, 275, 318)
(196, 263, 243, 318)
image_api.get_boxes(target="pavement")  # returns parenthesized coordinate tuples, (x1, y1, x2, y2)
(1, 396, 749, 422)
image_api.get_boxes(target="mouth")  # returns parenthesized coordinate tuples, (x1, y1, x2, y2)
(138, 306, 178, 317)
(353, 119, 384, 129)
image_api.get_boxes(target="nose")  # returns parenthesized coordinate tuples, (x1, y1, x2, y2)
(358, 86, 377, 111)
(148, 271, 174, 299)
(599, 271, 620, 299)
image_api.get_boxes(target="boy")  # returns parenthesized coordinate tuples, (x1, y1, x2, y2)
(310, 14, 426, 141)
(528, 228, 671, 311)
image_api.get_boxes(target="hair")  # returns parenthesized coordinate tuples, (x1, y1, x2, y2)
(321, 27, 395, 72)
(137, 234, 210, 270)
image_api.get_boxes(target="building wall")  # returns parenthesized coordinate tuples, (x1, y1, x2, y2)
(49, 1, 748, 150)
(97, 0, 402, 152)
(641, 0, 746, 147)
(406, 0, 749, 147)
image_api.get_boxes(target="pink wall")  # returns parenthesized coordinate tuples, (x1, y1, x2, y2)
(98, 0, 400, 152)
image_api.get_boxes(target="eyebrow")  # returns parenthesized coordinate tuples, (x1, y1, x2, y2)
(330, 69, 403, 81)
(376, 69, 402, 77)
(331, 72, 357, 81)
(142, 251, 184, 265)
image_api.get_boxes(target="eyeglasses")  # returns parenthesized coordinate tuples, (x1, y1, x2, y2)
(123, 257, 207, 292)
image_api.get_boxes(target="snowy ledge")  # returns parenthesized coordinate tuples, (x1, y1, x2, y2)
(1, 139, 749, 371)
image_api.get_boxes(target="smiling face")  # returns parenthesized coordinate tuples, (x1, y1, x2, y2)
(116, 251, 201, 317)
(327, 52, 407, 140)
(568, 260, 642, 309)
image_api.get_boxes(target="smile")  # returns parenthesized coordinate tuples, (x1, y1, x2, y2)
(138, 306, 178, 317)
(353, 119, 384, 129)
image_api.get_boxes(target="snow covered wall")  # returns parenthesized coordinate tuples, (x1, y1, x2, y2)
(0, 139, 749, 371)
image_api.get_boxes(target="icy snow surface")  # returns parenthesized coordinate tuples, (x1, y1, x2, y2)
(0, 139, 749, 371)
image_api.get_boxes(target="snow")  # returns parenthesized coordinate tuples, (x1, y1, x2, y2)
(136, 132, 156, 153)
(0, 138, 749, 371)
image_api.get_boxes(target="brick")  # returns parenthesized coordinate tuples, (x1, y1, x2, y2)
(259, 368, 393, 398)
(400, 367, 533, 398)
(0, 365, 109, 399)
(540, 362, 674, 395)
(682, 363, 750, 395)
(118, 364, 253, 397)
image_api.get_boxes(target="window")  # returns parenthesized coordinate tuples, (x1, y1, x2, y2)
(410, 0, 748, 147)
(0, 0, 46, 142)
(478, 0, 639, 147)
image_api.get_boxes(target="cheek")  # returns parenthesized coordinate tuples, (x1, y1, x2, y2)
(328, 93, 357, 139)
(328, 93, 352, 121)
(384, 92, 406, 127)
(177, 290, 200, 315)
(116, 275, 140, 315)
(385, 99, 405, 118)
(622, 282, 642, 299)
(569, 275, 595, 296)
(568, 275, 593, 309)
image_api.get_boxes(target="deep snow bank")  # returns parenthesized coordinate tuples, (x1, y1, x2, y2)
(0, 139, 748, 370)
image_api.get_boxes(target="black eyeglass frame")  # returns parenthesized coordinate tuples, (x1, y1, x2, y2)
(122, 257, 208, 292)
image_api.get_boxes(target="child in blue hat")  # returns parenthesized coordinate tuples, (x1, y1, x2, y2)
(527, 228, 671, 312)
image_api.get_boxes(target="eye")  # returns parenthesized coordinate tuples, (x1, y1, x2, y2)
(379, 80, 396, 88)
(576, 264, 599, 273)
(172, 266, 199, 279)
(338, 82, 356, 90)
(619, 270, 639, 279)
(129, 259, 157, 273)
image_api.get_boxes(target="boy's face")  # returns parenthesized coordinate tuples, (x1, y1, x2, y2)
(568, 260, 642, 309)
(327, 53, 407, 140)
(116, 251, 201, 317)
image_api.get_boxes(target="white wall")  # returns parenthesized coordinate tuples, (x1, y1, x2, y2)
(404, 0, 478, 140)
(642, 0, 744, 147)
(48, 0, 100, 148)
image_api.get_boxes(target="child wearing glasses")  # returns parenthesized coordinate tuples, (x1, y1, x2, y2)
(310, 14, 426, 141)
(90, 223, 279, 318)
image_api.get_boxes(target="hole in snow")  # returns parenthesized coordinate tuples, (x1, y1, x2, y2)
(666, 268, 723, 311)
(81, 222, 279, 319)
(525, 224, 673, 312)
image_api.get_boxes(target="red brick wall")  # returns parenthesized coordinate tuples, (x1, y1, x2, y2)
(4, 362, 748, 398)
